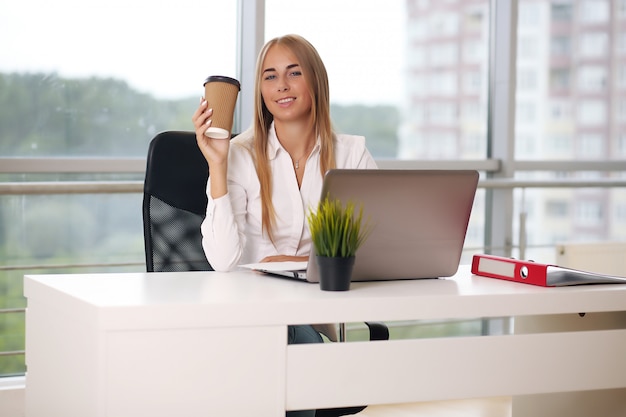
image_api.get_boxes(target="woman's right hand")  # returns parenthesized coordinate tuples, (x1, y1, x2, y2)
(192, 98, 230, 166)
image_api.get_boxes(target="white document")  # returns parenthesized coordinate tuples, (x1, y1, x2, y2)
(239, 261, 308, 272)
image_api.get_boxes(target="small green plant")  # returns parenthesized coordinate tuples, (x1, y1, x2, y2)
(307, 197, 370, 258)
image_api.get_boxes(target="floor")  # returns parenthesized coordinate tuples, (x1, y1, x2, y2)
(358, 397, 512, 417)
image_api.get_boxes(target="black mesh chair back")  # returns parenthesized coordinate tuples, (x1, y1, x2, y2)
(143, 131, 213, 272)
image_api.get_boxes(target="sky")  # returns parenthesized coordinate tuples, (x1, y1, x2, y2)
(0, 0, 406, 105)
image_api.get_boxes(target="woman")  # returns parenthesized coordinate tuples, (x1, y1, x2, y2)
(192, 34, 377, 416)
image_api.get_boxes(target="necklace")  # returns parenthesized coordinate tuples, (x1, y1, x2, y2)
(292, 144, 314, 170)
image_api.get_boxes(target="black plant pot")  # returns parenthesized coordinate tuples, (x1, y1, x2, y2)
(316, 255, 355, 291)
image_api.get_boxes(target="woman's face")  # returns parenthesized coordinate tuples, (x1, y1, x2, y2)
(260, 44, 313, 124)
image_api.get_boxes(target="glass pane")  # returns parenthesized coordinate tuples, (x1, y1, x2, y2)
(265, 0, 491, 160)
(0, 0, 237, 377)
(0, 0, 237, 157)
(515, 0, 626, 253)
(516, 0, 624, 162)
(0, 192, 145, 376)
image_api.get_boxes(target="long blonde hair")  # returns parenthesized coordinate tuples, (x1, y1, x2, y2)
(252, 34, 336, 241)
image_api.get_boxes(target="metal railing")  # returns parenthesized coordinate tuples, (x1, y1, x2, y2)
(1, 164, 625, 366)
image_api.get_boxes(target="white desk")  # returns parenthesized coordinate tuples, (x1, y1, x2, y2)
(24, 266, 626, 417)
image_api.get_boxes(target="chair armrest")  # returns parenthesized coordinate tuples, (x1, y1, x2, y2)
(365, 321, 389, 341)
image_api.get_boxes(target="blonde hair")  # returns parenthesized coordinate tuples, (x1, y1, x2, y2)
(252, 34, 336, 241)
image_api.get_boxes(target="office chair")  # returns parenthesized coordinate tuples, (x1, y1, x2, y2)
(142, 130, 389, 416)
(143, 131, 214, 272)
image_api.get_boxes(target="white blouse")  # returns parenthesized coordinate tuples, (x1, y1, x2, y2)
(201, 123, 378, 271)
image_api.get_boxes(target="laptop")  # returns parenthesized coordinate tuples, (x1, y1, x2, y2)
(244, 169, 479, 283)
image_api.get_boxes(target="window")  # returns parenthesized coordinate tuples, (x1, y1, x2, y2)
(551, 2, 573, 22)
(578, 133, 605, 158)
(578, 66, 607, 92)
(577, 100, 606, 126)
(428, 102, 457, 124)
(429, 43, 459, 67)
(0, 0, 237, 378)
(463, 40, 485, 63)
(429, 11, 460, 37)
(619, 0, 626, 18)
(620, 65, 626, 89)
(463, 6, 485, 33)
(546, 200, 569, 217)
(515, 133, 537, 157)
(517, 0, 626, 262)
(519, 1, 542, 27)
(618, 99, 626, 123)
(579, 0, 609, 24)
(518, 68, 538, 91)
(546, 134, 573, 155)
(463, 70, 483, 94)
(429, 72, 458, 96)
(550, 68, 571, 91)
(617, 32, 626, 55)
(575, 201, 604, 226)
(516, 102, 537, 124)
(550, 100, 573, 120)
(616, 202, 626, 222)
(518, 36, 539, 60)
(579, 33, 609, 58)
(617, 134, 626, 156)
(551, 36, 571, 55)
(314, 0, 490, 161)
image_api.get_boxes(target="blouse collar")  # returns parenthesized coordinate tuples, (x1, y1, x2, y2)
(267, 121, 321, 161)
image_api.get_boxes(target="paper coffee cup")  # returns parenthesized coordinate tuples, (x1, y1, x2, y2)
(203, 75, 241, 139)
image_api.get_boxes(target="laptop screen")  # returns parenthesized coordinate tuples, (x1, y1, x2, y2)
(305, 169, 479, 282)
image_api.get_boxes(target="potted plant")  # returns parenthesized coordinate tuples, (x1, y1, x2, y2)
(307, 197, 370, 291)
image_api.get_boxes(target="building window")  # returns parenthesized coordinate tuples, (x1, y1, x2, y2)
(429, 72, 458, 96)
(516, 102, 537, 124)
(409, 46, 427, 68)
(518, 36, 539, 60)
(518, 68, 538, 91)
(619, 0, 626, 18)
(617, 32, 626, 55)
(515, 133, 537, 157)
(577, 100, 606, 126)
(577, 65, 607, 92)
(618, 99, 626, 123)
(551, 2, 573, 22)
(575, 201, 604, 226)
(578, 134, 604, 158)
(463, 40, 485, 63)
(579, 32, 609, 58)
(519, 1, 542, 26)
(428, 102, 457, 125)
(618, 134, 626, 156)
(550, 68, 571, 91)
(546, 200, 569, 217)
(428, 43, 458, 67)
(550, 100, 573, 120)
(463, 70, 482, 94)
(426, 132, 458, 158)
(579, 0, 609, 24)
(619, 65, 626, 89)
(547, 134, 573, 155)
(551, 36, 571, 55)
(429, 11, 460, 37)
(616, 202, 626, 222)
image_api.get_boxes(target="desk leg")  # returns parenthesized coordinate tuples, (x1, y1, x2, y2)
(512, 313, 626, 417)
(105, 325, 287, 417)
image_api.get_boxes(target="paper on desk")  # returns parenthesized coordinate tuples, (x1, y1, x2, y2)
(239, 261, 308, 272)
